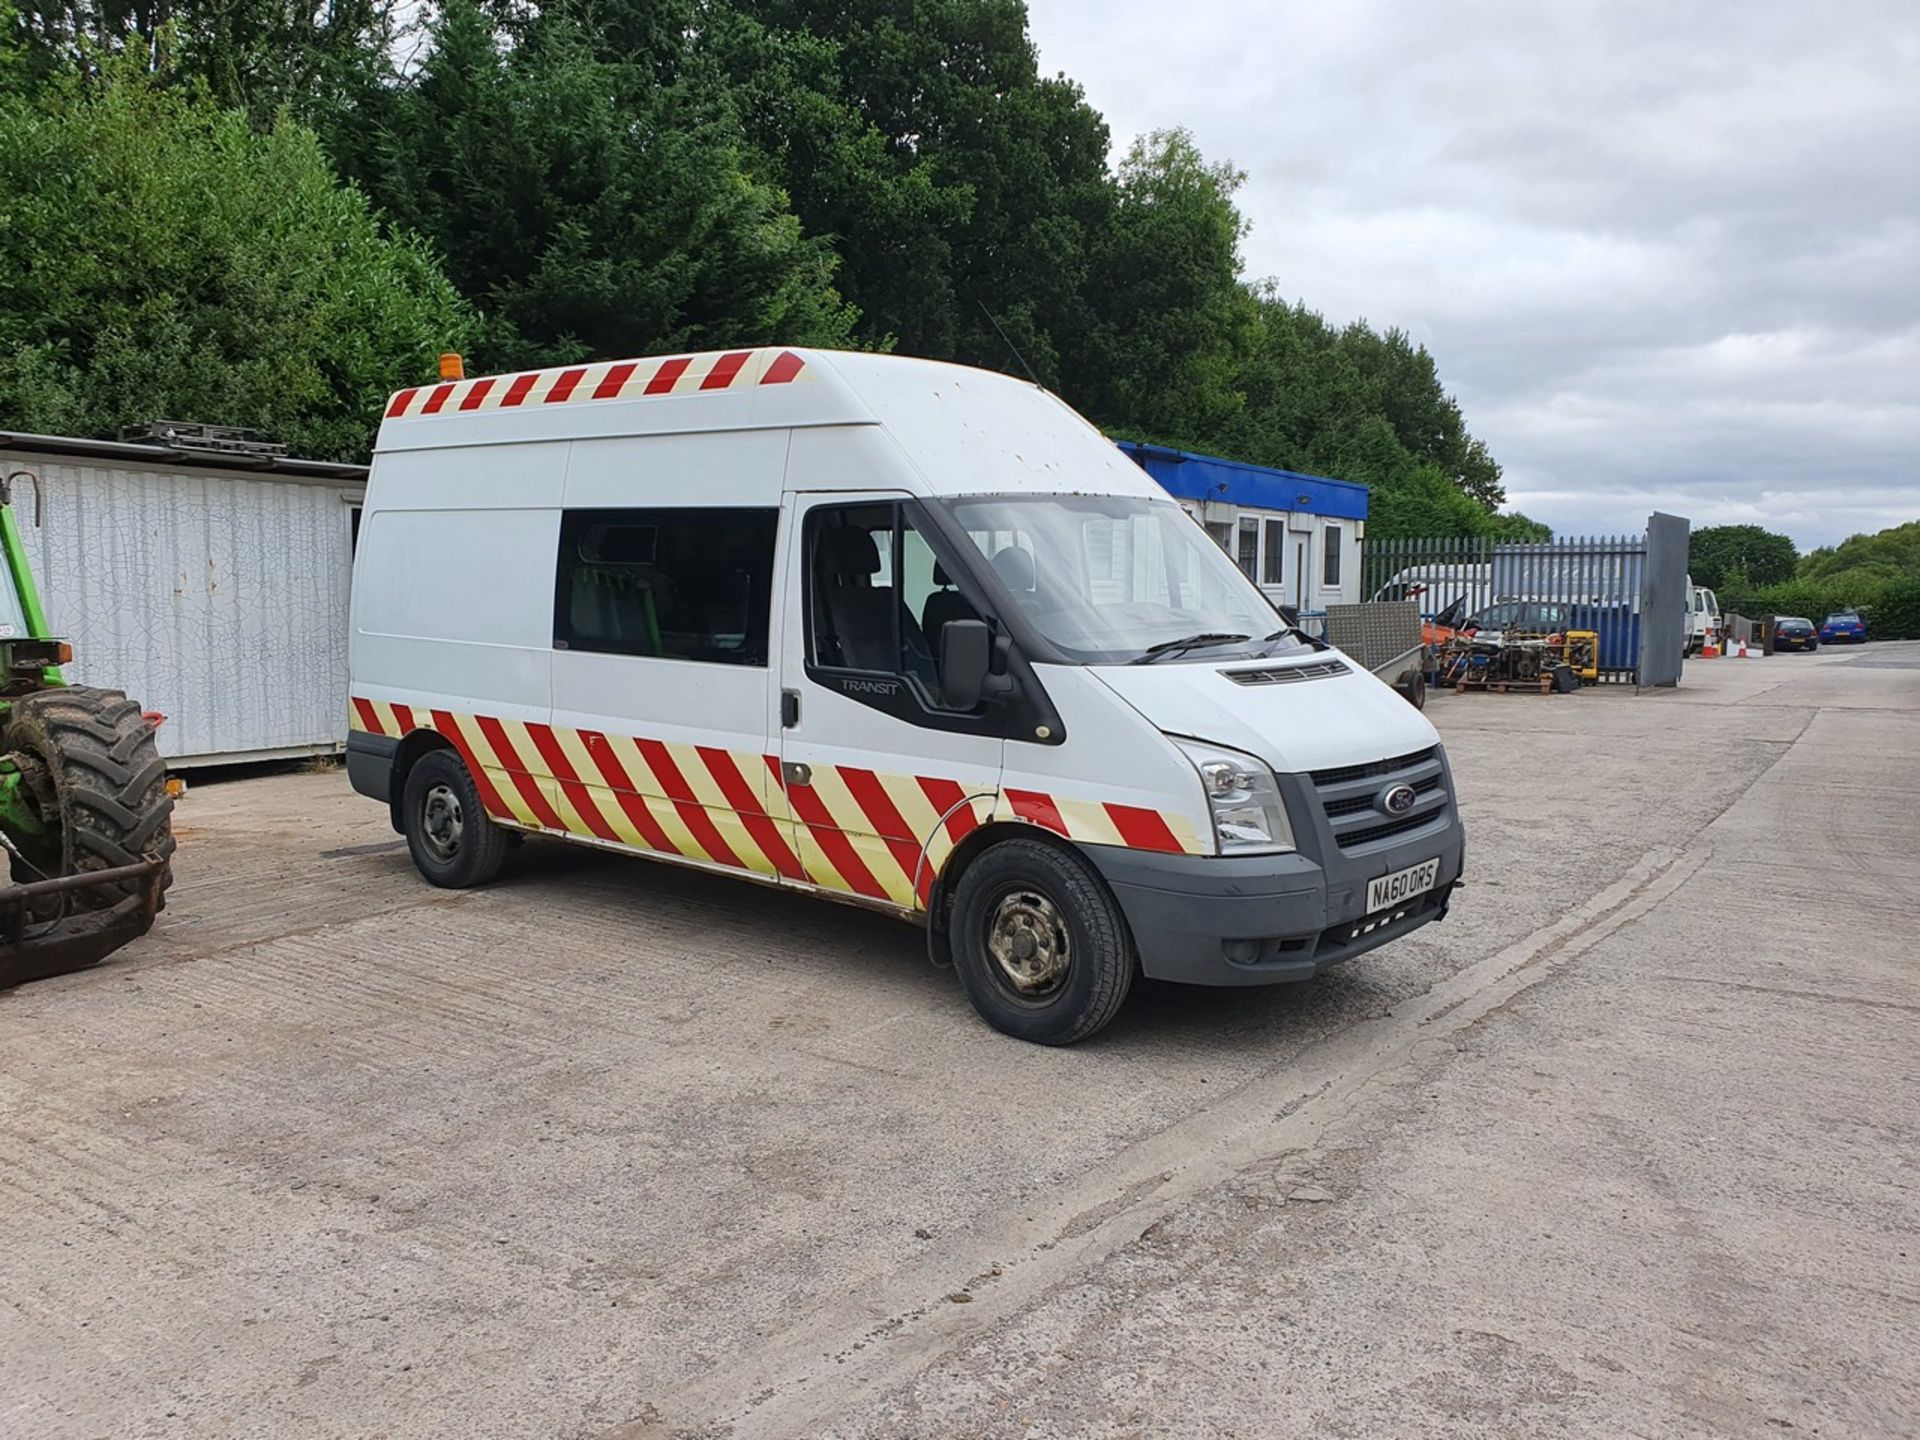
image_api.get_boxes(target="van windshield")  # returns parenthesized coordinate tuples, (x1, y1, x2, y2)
(939, 494, 1305, 664)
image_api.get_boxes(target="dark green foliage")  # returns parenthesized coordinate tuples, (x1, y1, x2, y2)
(714, 0, 1115, 384)
(0, 58, 472, 461)
(1486, 510, 1552, 543)
(1866, 577, 1920, 640)
(1689, 524, 1798, 590)
(1076, 131, 1253, 442)
(342, 0, 859, 373)
(1715, 521, 1920, 640)
(1798, 520, 1920, 587)
(8, 0, 393, 120)
(0, 0, 1510, 513)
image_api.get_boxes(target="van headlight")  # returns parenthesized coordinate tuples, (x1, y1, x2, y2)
(1172, 738, 1295, 855)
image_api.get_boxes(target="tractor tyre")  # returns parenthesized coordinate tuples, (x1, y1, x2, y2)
(2, 687, 176, 930)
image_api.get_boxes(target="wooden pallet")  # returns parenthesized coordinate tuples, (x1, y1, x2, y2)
(1458, 674, 1555, 694)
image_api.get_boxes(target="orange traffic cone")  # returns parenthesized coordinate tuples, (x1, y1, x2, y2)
(1701, 638, 1720, 658)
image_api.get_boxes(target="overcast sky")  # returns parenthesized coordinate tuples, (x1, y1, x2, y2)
(1027, 0, 1920, 549)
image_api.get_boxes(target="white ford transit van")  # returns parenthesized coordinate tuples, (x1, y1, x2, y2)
(348, 348, 1464, 1043)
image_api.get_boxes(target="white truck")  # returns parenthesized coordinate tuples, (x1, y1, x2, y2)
(1686, 583, 1722, 655)
(346, 348, 1464, 1044)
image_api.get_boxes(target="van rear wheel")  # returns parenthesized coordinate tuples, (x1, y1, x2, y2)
(402, 750, 510, 888)
(950, 838, 1134, 1045)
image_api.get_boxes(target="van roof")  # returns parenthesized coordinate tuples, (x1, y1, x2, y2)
(374, 346, 1166, 500)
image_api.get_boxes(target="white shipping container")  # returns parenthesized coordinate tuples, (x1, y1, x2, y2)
(2, 437, 366, 767)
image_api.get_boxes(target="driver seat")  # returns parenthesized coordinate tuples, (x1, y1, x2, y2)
(921, 560, 979, 661)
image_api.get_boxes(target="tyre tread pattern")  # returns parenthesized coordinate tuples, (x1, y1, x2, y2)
(3, 687, 176, 912)
(402, 750, 509, 888)
(952, 837, 1135, 1046)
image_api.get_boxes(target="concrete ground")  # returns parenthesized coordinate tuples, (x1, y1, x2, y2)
(3, 643, 1915, 1439)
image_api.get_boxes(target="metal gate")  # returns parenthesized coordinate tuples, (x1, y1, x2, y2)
(1363, 518, 1690, 685)
(1637, 512, 1691, 688)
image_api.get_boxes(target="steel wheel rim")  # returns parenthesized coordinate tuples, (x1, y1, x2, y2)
(985, 886, 1071, 1000)
(421, 783, 464, 862)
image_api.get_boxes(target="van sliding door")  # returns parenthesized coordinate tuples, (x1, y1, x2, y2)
(544, 431, 795, 885)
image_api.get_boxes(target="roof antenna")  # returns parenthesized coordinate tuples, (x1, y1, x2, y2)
(978, 302, 1044, 388)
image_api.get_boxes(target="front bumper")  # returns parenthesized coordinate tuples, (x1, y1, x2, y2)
(1085, 800, 1466, 988)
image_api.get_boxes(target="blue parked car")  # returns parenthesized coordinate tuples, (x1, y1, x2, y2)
(1819, 609, 1868, 644)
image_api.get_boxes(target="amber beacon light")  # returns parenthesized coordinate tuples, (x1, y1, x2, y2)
(439, 352, 466, 381)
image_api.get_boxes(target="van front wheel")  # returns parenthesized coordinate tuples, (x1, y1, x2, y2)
(402, 749, 510, 888)
(950, 838, 1135, 1045)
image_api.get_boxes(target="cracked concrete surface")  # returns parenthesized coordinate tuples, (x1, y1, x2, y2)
(2, 645, 1915, 1438)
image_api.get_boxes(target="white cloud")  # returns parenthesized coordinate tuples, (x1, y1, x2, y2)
(1027, 0, 1920, 547)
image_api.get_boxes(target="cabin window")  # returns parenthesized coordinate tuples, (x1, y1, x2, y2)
(1263, 520, 1286, 584)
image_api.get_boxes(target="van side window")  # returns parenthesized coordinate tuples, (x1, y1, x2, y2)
(555, 507, 777, 665)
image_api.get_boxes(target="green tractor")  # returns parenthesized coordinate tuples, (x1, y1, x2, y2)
(0, 468, 175, 985)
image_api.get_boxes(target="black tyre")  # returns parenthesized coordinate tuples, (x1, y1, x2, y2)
(1397, 668, 1427, 710)
(401, 749, 509, 888)
(2, 687, 175, 921)
(950, 837, 1135, 1045)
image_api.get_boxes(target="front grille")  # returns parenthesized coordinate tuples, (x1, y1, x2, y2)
(1309, 747, 1449, 851)
(1337, 812, 1444, 848)
(1322, 773, 1441, 818)
(1223, 659, 1351, 686)
(1309, 747, 1436, 787)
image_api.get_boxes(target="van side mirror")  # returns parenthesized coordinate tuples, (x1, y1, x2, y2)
(1276, 604, 1301, 627)
(940, 619, 993, 710)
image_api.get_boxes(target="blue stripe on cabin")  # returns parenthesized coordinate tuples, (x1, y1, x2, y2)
(1115, 441, 1369, 522)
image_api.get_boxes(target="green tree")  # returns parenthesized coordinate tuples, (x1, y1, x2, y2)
(1329, 320, 1504, 507)
(1487, 510, 1551, 542)
(1076, 129, 1254, 442)
(1798, 519, 1920, 584)
(1688, 524, 1799, 589)
(10, 0, 396, 122)
(347, 0, 859, 372)
(716, 0, 1113, 384)
(0, 58, 471, 460)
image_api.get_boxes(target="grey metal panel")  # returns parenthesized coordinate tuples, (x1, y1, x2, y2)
(3, 450, 363, 765)
(1638, 511, 1691, 689)
(0, 429, 367, 481)
(1322, 601, 1420, 673)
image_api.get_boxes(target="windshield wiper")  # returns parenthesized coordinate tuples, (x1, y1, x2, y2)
(1131, 632, 1251, 664)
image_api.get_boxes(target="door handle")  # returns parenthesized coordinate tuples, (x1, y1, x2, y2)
(781, 689, 800, 729)
(782, 760, 812, 788)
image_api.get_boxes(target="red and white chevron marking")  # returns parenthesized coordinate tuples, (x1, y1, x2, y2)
(383, 348, 810, 422)
(351, 699, 1208, 911)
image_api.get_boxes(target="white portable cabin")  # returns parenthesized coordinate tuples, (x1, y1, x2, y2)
(1115, 443, 1368, 614)
(1, 430, 367, 767)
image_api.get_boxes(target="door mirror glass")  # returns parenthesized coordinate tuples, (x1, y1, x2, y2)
(940, 619, 992, 711)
